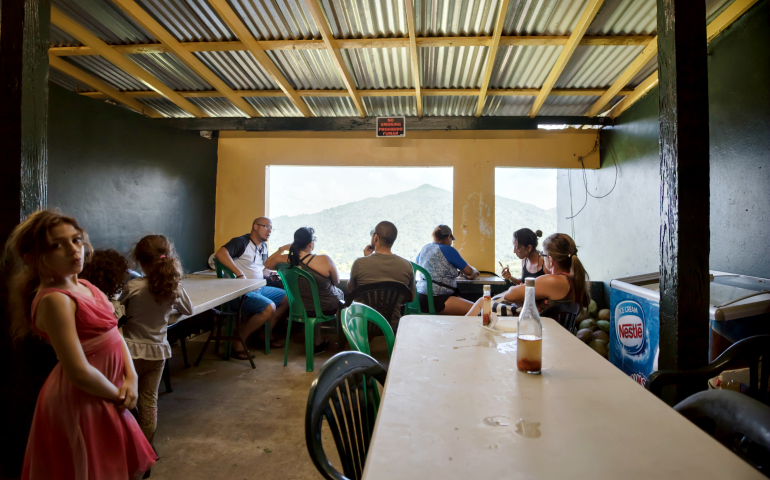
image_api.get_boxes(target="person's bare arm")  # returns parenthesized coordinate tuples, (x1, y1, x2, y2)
(461, 264, 479, 279)
(264, 244, 292, 270)
(502, 275, 570, 304)
(326, 256, 341, 286)
(117, 335, 139, 409)
(36, 293, 121, 402)
(215, 247, 244, 278)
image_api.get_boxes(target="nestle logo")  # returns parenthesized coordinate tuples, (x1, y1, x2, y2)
(615, 300, 646, 356)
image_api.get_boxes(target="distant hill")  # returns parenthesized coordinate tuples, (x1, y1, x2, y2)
(270, 184, 555, 275)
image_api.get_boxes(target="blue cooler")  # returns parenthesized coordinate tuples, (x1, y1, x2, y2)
(609, 271, 770, 387)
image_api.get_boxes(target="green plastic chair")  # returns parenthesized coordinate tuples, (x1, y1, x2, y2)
(342, 303, 395, 358)
(405, 262, 436, 315)
(277, 263, 337, 373)
(213, 258, 271, 356)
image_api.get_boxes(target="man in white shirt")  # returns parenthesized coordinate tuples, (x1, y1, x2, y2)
(215, 217, 287, 359)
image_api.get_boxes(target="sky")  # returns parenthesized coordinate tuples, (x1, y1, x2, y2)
(268, 166, 556, 218)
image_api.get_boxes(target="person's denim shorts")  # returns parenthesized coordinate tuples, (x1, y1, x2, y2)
(232, 286, 286, 317)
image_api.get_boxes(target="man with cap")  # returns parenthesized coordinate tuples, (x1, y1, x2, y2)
(414, 225, 479, 315)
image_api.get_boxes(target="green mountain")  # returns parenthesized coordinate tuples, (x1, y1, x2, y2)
(269, 184, 556, 275)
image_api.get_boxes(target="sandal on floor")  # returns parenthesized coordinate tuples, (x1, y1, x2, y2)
(313, 339, 330, 356)
(232, 350, 255, 360)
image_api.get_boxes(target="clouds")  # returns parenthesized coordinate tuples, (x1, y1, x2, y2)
(495, 168, 557, 210)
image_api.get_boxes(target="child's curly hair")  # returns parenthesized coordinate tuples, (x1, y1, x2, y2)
(132, 235, 183, 304)
(80, 249, 129, 298)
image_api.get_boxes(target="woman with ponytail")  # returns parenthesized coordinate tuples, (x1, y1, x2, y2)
(501, 228, 545, 285)
(265, 227, 343, 354)
(5, 211, 155, 480)
(120, 235, 192, 444)
(467, 233, 590, 317)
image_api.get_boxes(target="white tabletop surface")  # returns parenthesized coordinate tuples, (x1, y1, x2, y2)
(456, 275, 506, 285)
(168, 274, 265, 325)
(362, 315, 763, 480)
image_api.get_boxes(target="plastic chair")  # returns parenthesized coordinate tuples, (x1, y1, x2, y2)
(405, 262, 436, 315)
(277, 263, 337, 373)
(647, 335, 770, 405)
(343, 281, 412, 334)
(674, 389, 770, 474)
(342, 303, 396, 358)
(540, 302, 582, 334)
(306, 351, 387, 480)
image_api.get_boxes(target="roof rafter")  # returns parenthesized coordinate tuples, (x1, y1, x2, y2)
(475, 0, 511, 117)
(79, 87, 634, 100)
(303, 0, 366, 117)
(50, 6, 207, 118)
(529, 0, 605, 117)
(404, 0, 422, 117)
(584, 36, 657, 117)
(48, 35, 656, 57)
(608, 0, 759, 119)
(49, 55, 162, 117)
(207, 0, 313, 117)
(111, 0, 259, 117)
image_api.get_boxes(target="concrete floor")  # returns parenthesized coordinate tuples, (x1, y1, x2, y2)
(151, 329, 390, 480)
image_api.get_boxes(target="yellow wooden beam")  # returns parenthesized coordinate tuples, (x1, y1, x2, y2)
(475, 0, 511, 117)
(529, 0, 605, 117)
(584, 36, 657, 117)
(403, 0, 422, 117)
(208, 0, 312, 118)
(49, 35, 657, 57)
(304, 0, 366, 117)
(607, 0, 759, 118)
(111, 0, 259, 118)
(81, 87, 636, 101)
(50, 6, 207, 118)
(50, 55, 163, 117)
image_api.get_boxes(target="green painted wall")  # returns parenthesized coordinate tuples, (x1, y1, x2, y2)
(48, 84, 218, 271)
(556, 0, 770, 298)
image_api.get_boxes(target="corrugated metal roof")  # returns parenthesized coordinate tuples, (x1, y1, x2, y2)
(139, 97, 194, 117)
(48, 0, 741, 118)
(50, 68, 96, 92)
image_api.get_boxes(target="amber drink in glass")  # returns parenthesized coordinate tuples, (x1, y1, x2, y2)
(517, 278, 542, 374)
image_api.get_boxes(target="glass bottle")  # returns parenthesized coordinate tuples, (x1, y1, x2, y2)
(517, 278, 542, 374)
(482, 285, 491, 326)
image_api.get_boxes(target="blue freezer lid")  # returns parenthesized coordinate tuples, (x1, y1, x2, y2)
(611, 271, 770, 321)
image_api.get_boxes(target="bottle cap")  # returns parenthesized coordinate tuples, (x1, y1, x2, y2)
(525, 278, 535, 287)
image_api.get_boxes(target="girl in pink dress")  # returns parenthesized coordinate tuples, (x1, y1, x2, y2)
(5, 211, 157, 480)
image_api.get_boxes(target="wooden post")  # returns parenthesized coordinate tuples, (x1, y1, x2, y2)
(657, 0, 710, 402)
(0, 0, 51, 242)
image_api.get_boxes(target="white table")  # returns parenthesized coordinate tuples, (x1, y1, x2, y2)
(456, 275, 506, 286)
(169, 274, 266, 325)
(362, 315, 763, 480)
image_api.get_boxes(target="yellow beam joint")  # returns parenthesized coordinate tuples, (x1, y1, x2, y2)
(475, 0, 511, 117)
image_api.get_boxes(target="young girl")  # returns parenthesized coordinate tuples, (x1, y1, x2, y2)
(5, 210, 156, 480)
(80, 248, 130, 323)
(120, 235, 192, 444)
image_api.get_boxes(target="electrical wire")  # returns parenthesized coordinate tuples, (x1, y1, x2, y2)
(565, 128, 619, 220)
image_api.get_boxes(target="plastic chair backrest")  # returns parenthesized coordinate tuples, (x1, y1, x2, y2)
(407, 262, 436, 315)
(344, 281, 412, 327)
(540, 302, 582, 334)
(342, 303, 395, 358)
(674, 389, 770, 472)
(306, 351, 387, 480)
(647, 334, 770, 405)
(213, 257, 236, 279)
(276, 263, 325, 321)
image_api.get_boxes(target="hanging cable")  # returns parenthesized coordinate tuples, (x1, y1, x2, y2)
(565, 128, 618, 220)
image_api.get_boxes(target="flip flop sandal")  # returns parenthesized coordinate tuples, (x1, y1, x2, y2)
(232, 350, 255, 360)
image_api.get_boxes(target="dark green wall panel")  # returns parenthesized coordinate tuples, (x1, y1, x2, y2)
(48, 84, 218, 272)
(557, 0, 770, 296)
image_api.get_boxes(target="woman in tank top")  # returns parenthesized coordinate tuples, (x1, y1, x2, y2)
(501, 228, 545, 285)
(467, 233, 590, 317)
(265, 227, 342, 354)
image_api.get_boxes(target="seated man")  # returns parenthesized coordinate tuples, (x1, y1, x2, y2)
(347, 221, 415, 327)
(215, 217, 288, 359)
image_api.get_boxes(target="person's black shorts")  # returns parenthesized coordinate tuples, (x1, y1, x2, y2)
(418, 293, 456, 314)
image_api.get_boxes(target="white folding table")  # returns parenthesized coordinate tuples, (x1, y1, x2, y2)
(362, 315, 764, 479)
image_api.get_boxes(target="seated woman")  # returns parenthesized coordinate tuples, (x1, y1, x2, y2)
(416, 225, 479, 315)
(467, 233, 590, 317)
(265, 227, 342, 354)
(501, 228, 545, 285)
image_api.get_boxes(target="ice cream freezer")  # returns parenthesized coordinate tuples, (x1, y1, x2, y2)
(609, 270, 770, 387)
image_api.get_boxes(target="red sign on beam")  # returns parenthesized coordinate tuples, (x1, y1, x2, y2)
(376, 116, 405, 137)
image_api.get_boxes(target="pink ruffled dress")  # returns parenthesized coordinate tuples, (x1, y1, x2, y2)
(22, 279, 157, 480)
